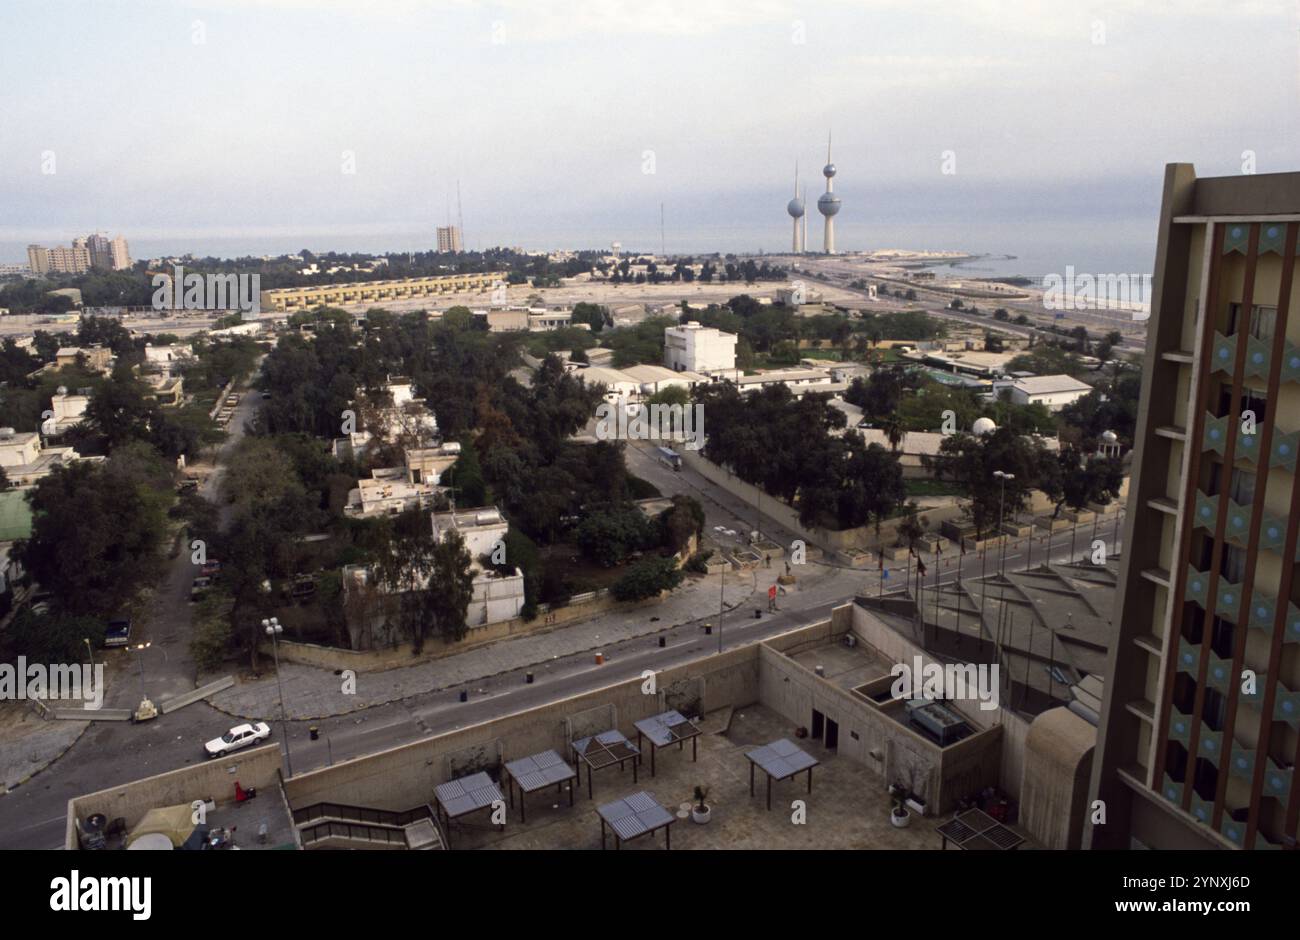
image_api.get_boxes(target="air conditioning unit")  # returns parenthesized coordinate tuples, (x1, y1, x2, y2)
(842, 634, 858, 648)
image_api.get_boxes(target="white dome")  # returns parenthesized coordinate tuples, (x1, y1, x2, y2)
(1100, 429, 1118, 444)
(972, 417, 997, 436)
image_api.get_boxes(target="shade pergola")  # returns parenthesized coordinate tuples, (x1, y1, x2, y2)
(596, 791, 676, 850)
(503, 749, 577, 823)
(434, 771, 505, 847)
(745, 738, 819, 811)
(937, 808, 1025, 850)
(572, 730, 641, 799)
(633, 710, 702, 777)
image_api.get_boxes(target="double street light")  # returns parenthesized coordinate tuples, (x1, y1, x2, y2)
(262, 617, 293, 777)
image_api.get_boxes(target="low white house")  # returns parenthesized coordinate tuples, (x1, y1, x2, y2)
(43, 387, 89, 436)
(143, 343, 194, 370)
(1009, 375, 1093, 411)
(0, 428, 99, 487)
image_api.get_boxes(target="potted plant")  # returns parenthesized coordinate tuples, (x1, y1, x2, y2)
(890, 788, 911, 828)
(691, 786, 711, 824)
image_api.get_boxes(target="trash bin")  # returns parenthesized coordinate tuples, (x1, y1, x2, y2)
(754, 609, 762, 618)
(309, 726, 319, 741)
(658, 636, 666, 648)
(525, 672, 534, 684)
(459, 690, 468, 702)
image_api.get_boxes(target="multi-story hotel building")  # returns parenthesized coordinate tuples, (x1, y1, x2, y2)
(1090, 165, 1300, 850)
(436, 225, 463, 253)
(259, 271, 506, 312)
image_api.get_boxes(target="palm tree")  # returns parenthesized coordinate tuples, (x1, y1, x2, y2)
(881, 414, 905, 453)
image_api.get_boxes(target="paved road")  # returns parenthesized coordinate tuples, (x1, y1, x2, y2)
(105, 367, 264, 710)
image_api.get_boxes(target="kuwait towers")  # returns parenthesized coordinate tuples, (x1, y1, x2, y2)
(817, 133, 841, 254)
(786, 161, 805, 253)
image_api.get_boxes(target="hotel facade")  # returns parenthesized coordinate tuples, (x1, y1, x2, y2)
(1090, 165, 1300, 850)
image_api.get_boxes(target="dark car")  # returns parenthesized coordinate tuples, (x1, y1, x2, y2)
(104, 618, 132, 648)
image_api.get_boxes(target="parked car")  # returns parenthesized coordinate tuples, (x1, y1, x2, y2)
(200, 560, 222, 577)
(103, 617, 132, 648)
(261, 392, 272, 400)
(190, 576, 212, 601)
(204, 722, 271, 758)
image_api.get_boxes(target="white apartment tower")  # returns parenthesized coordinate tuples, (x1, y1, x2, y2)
(664, 322, 737, 374)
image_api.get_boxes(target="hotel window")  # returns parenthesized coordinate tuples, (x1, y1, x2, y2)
(1216, 386, 1268, 423)
(1210, 615, 1235, 660)
(1206, 463, 1255, 503)
(1227, 303, 1277, 342)
(1221, 545, 1247, 584)
(1202, 687, 1228, 731)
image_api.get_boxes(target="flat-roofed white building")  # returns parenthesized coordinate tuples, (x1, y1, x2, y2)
(620, 363, 709, 396)
(43, 387, 89, 436)
(664, 322, 737, 375)
(431, 506, 526, 626)
(144, 343, 193, 370)
(1008, 374, 1093, 411)
(733, 367, 837, 395)
(0, 428, 99, 487)
(344, 468, 440, 518)
(575, 366, 643, 404)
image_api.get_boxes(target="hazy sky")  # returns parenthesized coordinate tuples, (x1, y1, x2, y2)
(2, 0, 1297, 264)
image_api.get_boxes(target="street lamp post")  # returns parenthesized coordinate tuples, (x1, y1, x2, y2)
(992, 471, 1015, 660)
(992, 471, 1015, 577)
(263, 618, 292, 777)
(130, 642, 156, 722)
(83, 638, 95, 670)
(133, 642, 151, 702)
(717, 560, 725, 655)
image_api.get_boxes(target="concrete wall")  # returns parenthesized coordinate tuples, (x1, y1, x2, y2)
(277, 590, 659, 672)
(65, 744, 284, 849)
(681, 449, 962, 552)
(758, 606, 1001, 813)
(282, 646, 760, 813)
(850, 602, 1029, 802)
(1019, 708, 1096, 849)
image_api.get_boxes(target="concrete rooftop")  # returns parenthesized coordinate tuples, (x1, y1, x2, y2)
(439, 705, 947, 850)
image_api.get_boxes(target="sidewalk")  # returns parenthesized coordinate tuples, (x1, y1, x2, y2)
(209, 566, 769, 722)
(0, 705, 89, 793)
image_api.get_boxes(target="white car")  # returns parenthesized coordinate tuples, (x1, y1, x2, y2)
(204, 722, 271, 758)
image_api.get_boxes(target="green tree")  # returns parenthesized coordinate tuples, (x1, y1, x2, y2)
(612, 555, 683, 601)
(15, 446, 173, 618)
(6, 609, 105, 662)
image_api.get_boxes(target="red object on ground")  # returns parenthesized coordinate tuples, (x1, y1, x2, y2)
(235, 781, 248, 802)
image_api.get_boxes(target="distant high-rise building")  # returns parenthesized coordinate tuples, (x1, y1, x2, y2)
(110, 235, 131, 271)
(437, 225, 463, 253)
(85, 233, 114, 270)
(27, 244, 50, 275)
(26, 235, 128, 274)
(1089, 164, 1300, 850)
(31, 243, 91, 274)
